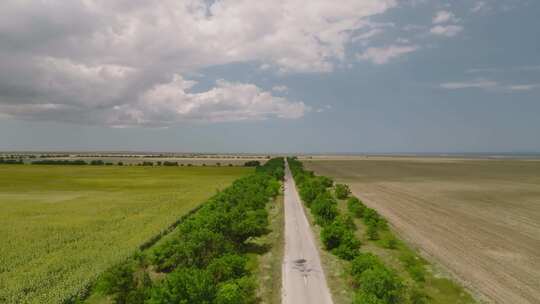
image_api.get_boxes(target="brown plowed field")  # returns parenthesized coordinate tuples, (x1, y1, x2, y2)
(305, 157, 540, 304)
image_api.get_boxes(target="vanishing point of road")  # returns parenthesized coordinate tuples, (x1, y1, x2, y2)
(282, 160, 334, 304)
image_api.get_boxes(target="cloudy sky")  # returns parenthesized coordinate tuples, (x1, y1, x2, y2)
(1, 0, 539, 153)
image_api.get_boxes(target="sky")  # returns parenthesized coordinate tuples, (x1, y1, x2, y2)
(0, 0, 539, 153)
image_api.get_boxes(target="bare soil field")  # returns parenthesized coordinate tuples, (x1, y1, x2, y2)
(304, 157, 540, 304)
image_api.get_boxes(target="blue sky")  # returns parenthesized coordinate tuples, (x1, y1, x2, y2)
(0, 0, 539, 153)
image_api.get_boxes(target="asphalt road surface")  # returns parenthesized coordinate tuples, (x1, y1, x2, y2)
(281, 160, 334, 304)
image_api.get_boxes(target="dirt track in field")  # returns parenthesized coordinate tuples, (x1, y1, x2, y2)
(305, 158, 540, 304)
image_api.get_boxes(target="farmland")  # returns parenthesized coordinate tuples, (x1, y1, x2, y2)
(0, 165, 251, 303)
(304, 157, 540, 304)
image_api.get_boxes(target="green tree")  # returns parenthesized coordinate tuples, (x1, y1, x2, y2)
(347, 197, 366, 218)
(353, 291, 385, 304)
(148, 268, 216, 304)
(311, 192, 338, 226)
(366, 222, 379, 241)
(351, 253, 383, 280)
(206, 254, 248, 283)
(334, 183, 351, 199)
(215, 277, 257, 304)
(356, 267, 404, 304)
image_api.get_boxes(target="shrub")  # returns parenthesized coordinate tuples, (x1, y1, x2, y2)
(339, 214, 356, 230)
(148, 268, 216, 304)
(356, 267, 404, 304)
(153, 228, 233, 271)
(311, 192, 338, 226)
(229, 208, 269, 244)
(206, 254, 248, 283)
(347, 197, 366, 218)
(366, 222, 379, 241)
(382, 237, 398, 249)
(409, 288, 431, 304)
(96, 263, 151, 304)
(321, 220, 348, 250)
(96, 263, 135, 304)
(299, 179, 327, 205)
(332, 233, 360, 260)
(351, 253, 383, 280)
(318, 176, 334, 188)
(321, 219, 360, 258)
(363, 208, 381, 223)
(215, 277, 257, 304)
(353, 291, 385, 304)
(400, 253, 426, 282)
(335, 183, 351, 199)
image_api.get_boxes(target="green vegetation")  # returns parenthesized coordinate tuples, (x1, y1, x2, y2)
(244, 160, 261, 167)
(288, 158, 476, 304)
(0, 165, 251, 304)
(83, 158, 285, 304)
(0, 157, 24, 164)
(334, 183, 351, 199)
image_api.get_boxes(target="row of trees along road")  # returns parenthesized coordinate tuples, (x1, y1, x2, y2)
(287, 157, 430, 304)
(74, 158, 285, 304)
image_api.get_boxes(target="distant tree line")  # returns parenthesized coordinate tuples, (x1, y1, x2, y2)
(243, 160, 261, 167)
(25, 159, 263, 167)
(0, 157, 24, 164)
(31, 159, 88, 165)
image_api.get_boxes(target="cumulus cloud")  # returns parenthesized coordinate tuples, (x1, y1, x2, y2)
(432, 10, 458, 24)
(110, 76, 308, 127)
(0, 0, 398, 126)
(471, 1, 489, 13)
(0, 75, 308, 127)
(430, 25, 464, 37)
(429, 9, 463, 37)
(357, 45, 419, 64)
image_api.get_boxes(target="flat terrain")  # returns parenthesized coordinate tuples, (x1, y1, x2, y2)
(305, 158, 540, 304)
(282, 161, 333, 304)
(46, 156, 268, 166)
(0, 165, 250, 303)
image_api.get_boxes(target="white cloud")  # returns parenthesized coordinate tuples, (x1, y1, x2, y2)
(430, 25, 464, 37)
(440, 79, 498, 90)
(357, 45, 419, 64)
(315, 105, 332, 113)
(466, 67, 498, 74)
(352, 28, 384, 42)
(272, 85, 288, 93)
(432, 10, 458, 24)
(118, 76, 308, 126)
(471, 1, 488, 13)
(0, 0, 398, 126)
(440, 79, 539, 92)
(507, 84, 540, 91)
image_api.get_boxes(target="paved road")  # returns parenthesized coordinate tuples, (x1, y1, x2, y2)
(282, 160, 334, 304)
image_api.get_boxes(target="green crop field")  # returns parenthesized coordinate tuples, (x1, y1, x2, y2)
(0, 165, 251, 304)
